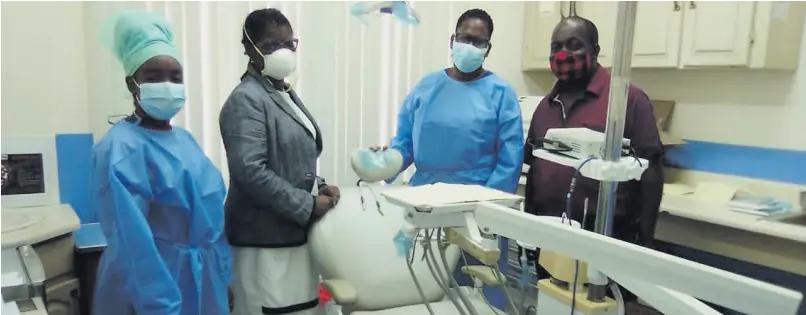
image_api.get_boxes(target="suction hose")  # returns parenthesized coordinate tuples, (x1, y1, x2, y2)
(437, 231, 481, 315)
(405, 236, 436, 315)
(423, 230, 468, 315)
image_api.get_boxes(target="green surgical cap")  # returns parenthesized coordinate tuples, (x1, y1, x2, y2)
(100, 10, 182, 76)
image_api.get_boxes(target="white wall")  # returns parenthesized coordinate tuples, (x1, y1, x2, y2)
(469, 2, 539, 97)
(2, 2, 804, 156)
(0, 1, 535, 140)
(82, 1, 150, 142)
(1, 1, 90, 136)
(634, 53, 806, 151)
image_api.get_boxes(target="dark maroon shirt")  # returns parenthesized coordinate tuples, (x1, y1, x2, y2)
(524, 66, 663, 242)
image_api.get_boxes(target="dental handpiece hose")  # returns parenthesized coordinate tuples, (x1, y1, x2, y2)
(437, 232, 481, 315)
(406, 231, 436, 315)
(589, 0, 638, 302)
(424, 231, 468, 315)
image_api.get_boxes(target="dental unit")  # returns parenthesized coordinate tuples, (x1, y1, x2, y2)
(332, 2, 804, 315)
(372, 2, 801, 314)
(381, 183, 803, 315)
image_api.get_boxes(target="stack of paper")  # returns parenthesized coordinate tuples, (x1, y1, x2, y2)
(728, 196, 792, 216)
(381, 183, 522, 208)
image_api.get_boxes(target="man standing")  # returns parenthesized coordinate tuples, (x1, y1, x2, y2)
(524, 16, 664, 260)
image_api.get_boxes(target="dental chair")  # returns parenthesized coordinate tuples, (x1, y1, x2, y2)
(309, 185, 505, 315)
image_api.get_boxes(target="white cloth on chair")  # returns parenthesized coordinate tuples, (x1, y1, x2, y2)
(309, 185, 462, 310)
(231, 245, 322, 315)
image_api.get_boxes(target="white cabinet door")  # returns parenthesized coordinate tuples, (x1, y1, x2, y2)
(632, 1, 685, 68)
(522, 1, 564, 70)
(679, 1, 756, 66)
(576, 1, 619, 68)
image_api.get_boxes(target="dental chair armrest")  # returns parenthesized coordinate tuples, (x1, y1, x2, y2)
(321, 279, 358, 304)
(461, 266, 506, 287)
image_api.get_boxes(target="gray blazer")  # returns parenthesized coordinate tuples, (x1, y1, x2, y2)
(219, 66, 324, 248)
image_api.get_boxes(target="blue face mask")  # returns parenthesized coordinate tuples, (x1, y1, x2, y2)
(451, 42, 487, 73)
(136, 81, 186, 121)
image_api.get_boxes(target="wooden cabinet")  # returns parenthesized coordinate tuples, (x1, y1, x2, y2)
(521, 1, 563, 70)
(632, 1, 684, 68)
(680, 1, 806, 69)
(521, 1, 806, 70)
(679, 1, 756, 67)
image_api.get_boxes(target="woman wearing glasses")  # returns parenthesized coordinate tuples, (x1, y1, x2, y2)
(369, 8, 524, 310)
(219, 8, 340, 315)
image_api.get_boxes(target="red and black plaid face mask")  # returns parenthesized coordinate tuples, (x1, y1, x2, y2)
(549, 51, 592, 81)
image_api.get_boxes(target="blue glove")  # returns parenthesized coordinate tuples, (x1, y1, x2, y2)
(350, 148, 404, 183)
(393, 230, 414, 258)
(517, 255, 535, 289)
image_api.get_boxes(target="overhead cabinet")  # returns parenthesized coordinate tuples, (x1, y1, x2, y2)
(522, 1, 806, 70)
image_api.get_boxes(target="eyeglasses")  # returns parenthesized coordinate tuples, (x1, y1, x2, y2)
(259, 38, 299, 54)
(454, 33, 490, 49)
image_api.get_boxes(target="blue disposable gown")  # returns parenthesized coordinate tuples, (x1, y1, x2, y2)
(387, 70, 524, 311)
(387, 69, 524, 193)
(89, 121, 231, 315)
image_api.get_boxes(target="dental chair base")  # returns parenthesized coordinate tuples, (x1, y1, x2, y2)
(537, 279, 618, 315)
(323, 267, 507, 315)
(350, 287, 497, 315)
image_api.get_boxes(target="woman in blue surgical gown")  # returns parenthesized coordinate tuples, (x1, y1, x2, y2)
(374, 9, 523, 191)
(89, 11, 232, 315)
(371, 9, 523, 310)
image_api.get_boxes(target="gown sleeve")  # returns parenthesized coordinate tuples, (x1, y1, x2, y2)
(105, 155, 182, 315)
(485, 86, 524, 193)
(214, 231, 233, 286)
(385, 92, 418, 184)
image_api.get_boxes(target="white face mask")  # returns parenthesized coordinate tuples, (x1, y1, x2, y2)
(244, 27, 297, 80)
(262, 48, 297, 80)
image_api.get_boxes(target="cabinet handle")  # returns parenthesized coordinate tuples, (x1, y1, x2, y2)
(673, 1, 680, 11)
(689, 1, 696, 9)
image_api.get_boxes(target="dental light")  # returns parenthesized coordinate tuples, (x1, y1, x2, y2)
(349, 1, 420, 26)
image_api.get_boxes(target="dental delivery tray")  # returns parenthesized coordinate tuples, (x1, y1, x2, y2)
(2, 245, 45, 303)
(381, 183, 524, 214)
(533, 148, 648, 182)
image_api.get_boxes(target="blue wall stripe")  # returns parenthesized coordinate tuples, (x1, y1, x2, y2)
(51, 136, 804, 222)
(665, 140, 806, 185)
(55, 133, 95, 223)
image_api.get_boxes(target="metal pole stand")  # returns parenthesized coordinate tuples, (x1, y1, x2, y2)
(587, 1, 639, 302)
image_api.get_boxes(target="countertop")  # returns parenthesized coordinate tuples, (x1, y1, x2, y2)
(73, 223, 107, 253)
(1, 204, 80, 249)
(660, 195, 806, 244)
